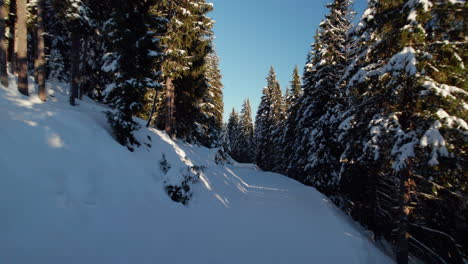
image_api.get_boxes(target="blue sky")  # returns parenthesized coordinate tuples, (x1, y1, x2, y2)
(209, 0, 367, 121)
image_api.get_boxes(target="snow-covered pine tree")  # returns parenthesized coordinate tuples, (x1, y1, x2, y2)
(255, 66, 285, 171)
(278, 65, 302, 174)
(172, 0, 215, 143)
(0, 0, 7, 87)
(285, 65, 302, 110)
(192, 49, 224, 147)
(7, 0, 16, 70)
(237, 99, 254, 163)
(338, 0, 467, 262)
(227, 108, 241, 160)
(103, 0, 165, 150)
(77, 0, 114, 100)
(285, 0, 353, 197)
(61, 0, 93, 105)
(43, 0, 70, 82)
(156, 0, 214, 140)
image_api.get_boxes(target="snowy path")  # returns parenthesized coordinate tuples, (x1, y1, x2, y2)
(0, 85, 394, 264)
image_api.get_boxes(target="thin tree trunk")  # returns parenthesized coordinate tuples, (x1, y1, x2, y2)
(0, 0, 8, 87)
(397, 166, 411, 264)
(7, 0, 15, 71)
(164, 77, 175, 136)
(16, 0, 27, 95)
(35, 0, 45, 101)
(78, 37, 84, 100)
(69, 30, 80, 105)
(146, 89, 159, 128)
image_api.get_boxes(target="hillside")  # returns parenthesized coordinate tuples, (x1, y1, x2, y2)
(0, 83, 394, 264)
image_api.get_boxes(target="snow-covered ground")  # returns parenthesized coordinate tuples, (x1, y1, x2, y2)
(0, 81, 394, 264)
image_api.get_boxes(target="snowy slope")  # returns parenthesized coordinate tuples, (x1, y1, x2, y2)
(0, 82, 394, 264)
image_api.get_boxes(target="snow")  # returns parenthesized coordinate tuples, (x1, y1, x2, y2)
(339, 115, 354, 130)
(148, 50, 162, 57)
(405, 0, 433, 12)
(391, 129, 418, 171)
(349, 47, 418, 86)
(101, 53, 119, 73)
(436, 109, 468, 130)
(422, 80, 468, 101)
(0, 80, 394, 264)
(420, 121, 449, 166)
(384, 47, 418, 76)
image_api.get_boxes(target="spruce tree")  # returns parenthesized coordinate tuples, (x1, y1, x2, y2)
(103, 0, 165, 150)
(279, 65, 302, 174)
(35, 0, 46, 101)
(16, 0, 28, 95)
(192, 49, 224, 147)
(255, 66, 285, 171)
(227, 108, 241, 160)
(0, 0, 8, 87)
(44, 0, 70, 82)
(7, 0, 16, 71)
(286, 0, 353, 197)
(238, 99, 254, 163)
(338, 0, 467, 262)
(285, 65, 301, 110)
(157, 0, 214, 139)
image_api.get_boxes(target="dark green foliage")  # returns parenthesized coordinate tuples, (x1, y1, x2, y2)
(255, 66, 286, 171)
(159, 153, 171, 174)
(104, 0, 165, 148)
(227, 108, 241, 160)
(285, 0, 354, 194)
(164, 165, 203, 205)
(237, 99, 254, 163)
(154, 0, 222, 147)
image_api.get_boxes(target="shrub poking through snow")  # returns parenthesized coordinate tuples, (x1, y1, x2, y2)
(164, 165, 205, 205)
(159, 154, 171, 174)
(214, 148, 231, 165)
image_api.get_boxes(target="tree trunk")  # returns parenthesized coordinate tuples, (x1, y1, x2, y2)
(7, 0, 15, 71)
(69, 30, 80, 106)
(16, 0, 27, 95)
(35, 0, 46, 101)
(165, 77, 175, 136)
(0, 0, 8, 87)
(397, 166, 411, 264)
(146, 89, 159, 128)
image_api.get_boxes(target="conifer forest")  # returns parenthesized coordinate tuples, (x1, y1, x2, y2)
(0, 0, 466, 264)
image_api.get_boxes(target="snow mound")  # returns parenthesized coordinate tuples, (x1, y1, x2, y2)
(0, 83, 394, 264)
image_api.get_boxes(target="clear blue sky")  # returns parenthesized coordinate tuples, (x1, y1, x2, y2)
(209, 0, 367, 121)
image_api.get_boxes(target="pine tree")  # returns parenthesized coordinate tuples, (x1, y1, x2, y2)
(172, 0, 215, 142)
(192, 49, 224, 147)
(255, 66, 285, 171)
(279, 65, 302, 173)
(238, 99, 254, 163)
(103, 0, 165, 150)
(227, 108, 241, 160)
(156, 0, 214, 139)
(285, 65, 301, 110)
(7, 0, 16, 71)
(0, 0, 7, 87)
(54, 0, 92, 105)
(338, 0, 467, 262)
(16, 0, 28, 95)
(44, 0, 70, 82)
(35, 0, 46, 101)
(286, 0, 354, 198)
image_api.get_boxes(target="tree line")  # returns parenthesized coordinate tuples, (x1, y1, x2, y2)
(0, 0, 223, 150)
(226, 0, 467, 263)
